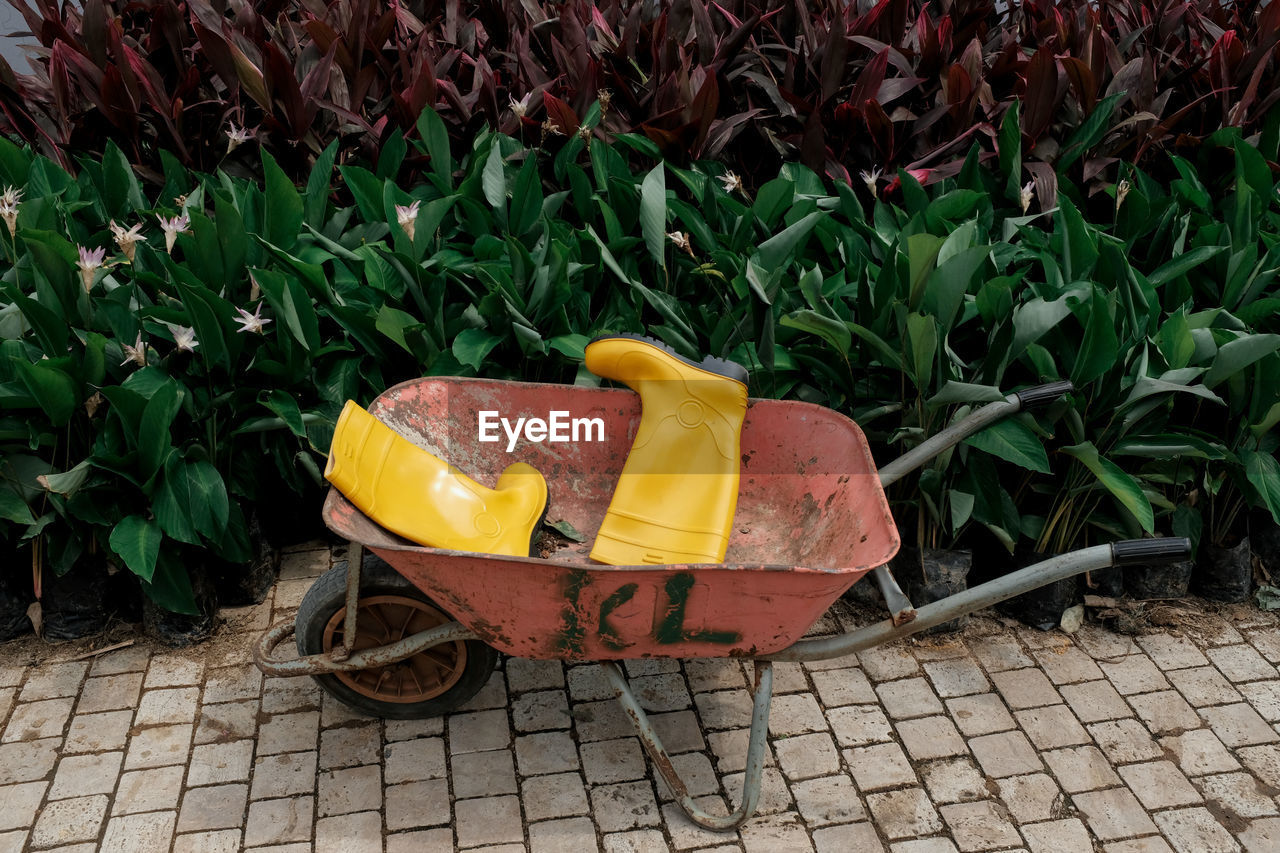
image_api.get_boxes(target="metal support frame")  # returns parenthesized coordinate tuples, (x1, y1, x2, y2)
(331, 542, 364, 662)
(602, 659, 774, 831)
(768, 544, 1117, 662)
(254, 618, 477, 677)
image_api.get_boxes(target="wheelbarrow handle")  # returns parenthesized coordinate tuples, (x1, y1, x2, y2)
(1112, 537, 1193, 566)
(1015, 380, 1075, 409)
(877, 380, 1073, 489)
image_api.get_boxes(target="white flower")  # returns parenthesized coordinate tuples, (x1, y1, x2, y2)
(598, 88, 612, 116)
(232, 303, 272, 335)
(164, 322, 198, 353)
(77, 245, 107, 292)
(227, 123, 256, 155)
(0, 186, 21, 236)
(159, 213, 190, 254)
(109, 220, 146, 263)
(120, 332, 146, 367)
(1116, 179, 1132, 208)
(860, 168, 882, 195)
(509, 94, 531, 119)
(541, 118, 564, 138)
(1020, 180, 1035, 214)
(667, 230, 693, 256)
(395, 200, 421, 242)
(720, 171, 744, 195)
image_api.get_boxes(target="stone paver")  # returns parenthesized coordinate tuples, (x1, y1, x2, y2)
(3, 544, 1280, 851)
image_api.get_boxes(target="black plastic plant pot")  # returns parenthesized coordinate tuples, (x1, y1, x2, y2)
(1088, 567, 1126, 598)
(212, 511, 281, 607)
(0, 555, 31, 641)
(1125, 560, 1195, 600)
(1252, 510, 1280, 579)
(1193, 537, 1253, 603)
(143, 563, 219, 647)
(42, 557, 110, 641)
(895, 545, 973, 634)
(998, 548, 1081, 631)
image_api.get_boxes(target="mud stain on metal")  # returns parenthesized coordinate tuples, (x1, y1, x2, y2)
(555, 569, 592, 657)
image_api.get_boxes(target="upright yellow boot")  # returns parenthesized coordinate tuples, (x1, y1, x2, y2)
(325, 401, 548, 557)
(586, 334, 748, 565)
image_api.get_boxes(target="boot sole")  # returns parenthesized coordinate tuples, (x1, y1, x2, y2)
(586, 333, 749, 385)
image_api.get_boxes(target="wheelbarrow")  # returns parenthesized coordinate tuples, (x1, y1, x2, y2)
(255, 376, 1190, 831)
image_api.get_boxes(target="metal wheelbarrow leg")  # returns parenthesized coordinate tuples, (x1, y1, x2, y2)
(601, 660, 774, 832)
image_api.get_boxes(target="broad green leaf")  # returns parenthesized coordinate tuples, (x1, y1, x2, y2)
(0, 487, 32, 525)
(141, 552, 199, 615)
(417, 107, 453, 188)
(780, 310, 851, 355)
(255, 269, 320, 351)
(1061, 441, 1155, 532)
(263, 390, 307, 438)
(963, 418, 1051, 474)
(262, 150, 303, 251)
(1057, 93, 1124, 171)
(905, 313, 937, 390)
(37, 460, 91, 496)
(949, 490, 975, 530)
(377, 128, 407, 178)
(925, 244, 988, 330)
(847, 323, 906, 371)
(1113, 435, 1225, 459)
(928, 382, 1006, 407)
(1173, 504, 1203, 553)
(482, 141, 506, 212)
(1158, 312, 1195, 369)
(453, 328, 502, 371)
(1119, 376, 1223, 409)
(1011, 294, 1074, 359)
(338, 166, 385, 222)
(15, 360, 77, 427)
(1072, 287, 1119, 386)
(639, 163, 667, 269)
(1148, 245, 1227, 287)
(304, 139, 338, 227)
(1055, 196, 1099, 281)
(1204, 334, 1280, 388)
(509, 156, 543, 236)
(109, 514, 162, 582)
(999, 101, 1022, 200)
(906, 233, 943, 309)
(1244, 450, 1280, 525)
(374, 306, 420, 355)
(102, 140, 145, 214)
(1252, 402, 1280, 439)
(757, 211, 824, 273)
(549, 334, 589, 361)
(139, 380, 182, 480)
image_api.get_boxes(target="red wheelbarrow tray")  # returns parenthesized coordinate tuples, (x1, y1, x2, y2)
(322, 376, 900, 661)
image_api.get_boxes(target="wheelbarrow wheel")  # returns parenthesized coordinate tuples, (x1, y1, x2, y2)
(296, 558, 498, 719)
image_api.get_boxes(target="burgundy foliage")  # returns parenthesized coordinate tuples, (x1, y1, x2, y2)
(1, 0, 1278, 189)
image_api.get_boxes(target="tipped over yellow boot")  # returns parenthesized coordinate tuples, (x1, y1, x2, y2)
(325, 401, 548, 557)
(586, 334, 748, 565)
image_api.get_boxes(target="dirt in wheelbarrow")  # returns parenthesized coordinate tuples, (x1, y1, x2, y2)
(535, 522, 592, 560)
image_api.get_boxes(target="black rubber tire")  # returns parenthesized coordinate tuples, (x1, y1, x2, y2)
(295, 555, 498, 719)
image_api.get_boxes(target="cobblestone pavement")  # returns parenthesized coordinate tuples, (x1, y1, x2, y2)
(4, 542, 1280, 852)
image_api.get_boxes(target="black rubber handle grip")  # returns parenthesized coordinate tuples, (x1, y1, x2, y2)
(1111, 538, 1193, 566)
(1014, 380, 1075, 409)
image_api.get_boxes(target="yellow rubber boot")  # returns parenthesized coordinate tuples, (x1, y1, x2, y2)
(324, 401, 549, 557)
(586, 334, 748, 565)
